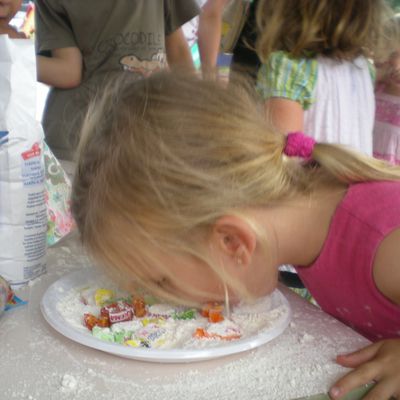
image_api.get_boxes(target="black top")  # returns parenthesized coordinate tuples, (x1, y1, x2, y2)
(230, 0, 260, 83)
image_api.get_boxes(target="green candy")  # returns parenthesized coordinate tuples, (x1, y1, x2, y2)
(113, 331, 127, 344)
(173, 309, 196, 320)
(92, 326, 115, 343)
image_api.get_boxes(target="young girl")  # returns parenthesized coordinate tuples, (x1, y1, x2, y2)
(373, 14, 400, 165)
(72, 72, 400, 400)
(255, 0, 392, 156)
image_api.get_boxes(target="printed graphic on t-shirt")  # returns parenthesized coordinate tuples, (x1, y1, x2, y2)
(97, 31, 163, 54)
(119, 50, 166, 77)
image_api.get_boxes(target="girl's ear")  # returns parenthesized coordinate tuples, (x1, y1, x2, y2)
(210, 215, 257, 268)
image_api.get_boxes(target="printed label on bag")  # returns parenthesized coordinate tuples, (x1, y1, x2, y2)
(21, 143, 44, 187)
(0, 131, 8, 147)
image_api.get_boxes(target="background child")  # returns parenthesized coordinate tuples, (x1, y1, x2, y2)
(373, 14, 400, 165)
(197, 0, 228, 79)
(181, 0, 263, 83)
(35, 0, 199, 162)
(72, 71, 400, 400)
(255, 0, 392, 156)
(0, 0, 26, 38)
(196, 0, 261, 82)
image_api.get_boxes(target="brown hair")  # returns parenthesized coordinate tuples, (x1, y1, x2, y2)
(72, 71, 400, 304)
(255, 0, 393, 62)
(374, 13, 400, 63)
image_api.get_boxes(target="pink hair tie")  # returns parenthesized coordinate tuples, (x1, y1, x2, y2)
(283, 132, 316, 161)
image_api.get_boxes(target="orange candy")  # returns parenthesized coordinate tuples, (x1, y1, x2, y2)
(194, 328, 207, 338)
(83, 313, 110, 331)
(84, 313, 98, 331)
(133, 297, 147, 318)
(201, 302, 224, 323)
(208, 308, 224, 323)
(193, 327, 241, 341)
(96, 315, 111, 328)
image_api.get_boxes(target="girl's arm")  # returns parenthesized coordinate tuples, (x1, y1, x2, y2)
(165, 27, 195, 73)
(373, 227, 400, 304)
(264, 98, 304, 134)
(330, 228, 400, 400)
(257, 54, 315, 134)
(197, 0, 228, 79)
(36, 47, 83, 89)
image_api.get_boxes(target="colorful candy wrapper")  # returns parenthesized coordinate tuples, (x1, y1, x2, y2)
(135, 325, 167, 348)
(5, 294, 27, 311)
(0, 276, 11, 316)
(0, 275, 27, 316)
(44, 142, 75, 246)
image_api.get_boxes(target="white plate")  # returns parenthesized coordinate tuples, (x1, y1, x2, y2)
(41, 268, 291, 363)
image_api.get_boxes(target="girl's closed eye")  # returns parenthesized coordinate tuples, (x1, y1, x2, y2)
(154, 277, 171, 289)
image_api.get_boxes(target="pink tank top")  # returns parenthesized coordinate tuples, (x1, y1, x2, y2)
(295, 181, 400, 341)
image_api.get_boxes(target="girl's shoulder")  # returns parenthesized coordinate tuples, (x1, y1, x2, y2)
(267, 50, 318, 72)
(257, 51, 318, 110)
(341, 181, 400, 227)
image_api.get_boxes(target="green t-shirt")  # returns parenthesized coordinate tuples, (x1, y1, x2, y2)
(35, 0, 199, 160)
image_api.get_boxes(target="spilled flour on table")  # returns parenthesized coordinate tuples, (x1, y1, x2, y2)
(1, 240, 370, 400)
(3, 317, 360, 400)
(2, 301, 368, 400)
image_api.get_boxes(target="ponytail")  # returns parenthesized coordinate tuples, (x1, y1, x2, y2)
(312, 143, 400, 183)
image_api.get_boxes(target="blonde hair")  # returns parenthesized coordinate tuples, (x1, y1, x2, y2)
(72, 71, 400, 304)
(255, 0, 393, 62)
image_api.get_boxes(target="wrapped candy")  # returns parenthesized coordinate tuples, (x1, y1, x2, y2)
(0, 275, 13, 316)
(135, 325, 167, 348)
(132, 297, 146, 317)
(101, 301, 134, 324)
(92, 326, 114, 343)
(80, 286, 246, 348)
(201, 302, 224, 323)
(194, 319, 242, 341)
(173, 308, 196, 320)
(94, 289, 115, 306)
(194, 327, 241, 341)
(83, 313, 110, 331)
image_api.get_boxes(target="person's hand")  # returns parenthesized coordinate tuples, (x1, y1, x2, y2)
(0, 24, 27, 38)
(329, 339, 400, 400)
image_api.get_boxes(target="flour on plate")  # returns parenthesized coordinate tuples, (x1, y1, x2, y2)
(56, 277, 290, 351)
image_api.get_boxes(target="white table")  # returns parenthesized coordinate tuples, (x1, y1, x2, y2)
(0, 235, 371, 400)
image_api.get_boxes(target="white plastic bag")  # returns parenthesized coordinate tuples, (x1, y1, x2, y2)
(0, 35, 47, 287)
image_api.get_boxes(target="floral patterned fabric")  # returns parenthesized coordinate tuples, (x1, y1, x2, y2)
(44, 142, 75, 246)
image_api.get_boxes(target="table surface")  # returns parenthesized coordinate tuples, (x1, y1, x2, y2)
(1, 234, 371, 400)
